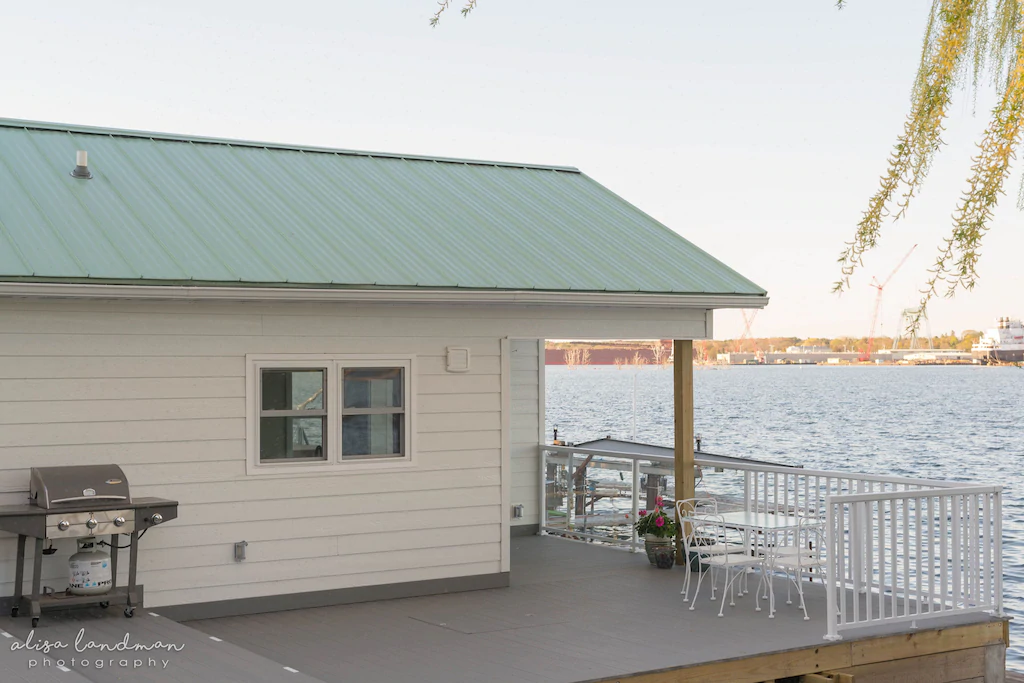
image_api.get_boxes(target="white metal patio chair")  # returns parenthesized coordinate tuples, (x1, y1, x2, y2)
(768, 514, 827, 620)
(677, 498, 729, 602)
(683, 513, 767, 616)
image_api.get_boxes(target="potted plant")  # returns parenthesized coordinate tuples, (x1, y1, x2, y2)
(633, 496, 678, 568)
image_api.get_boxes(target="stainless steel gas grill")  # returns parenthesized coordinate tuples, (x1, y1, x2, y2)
(0, 464, 177, 626)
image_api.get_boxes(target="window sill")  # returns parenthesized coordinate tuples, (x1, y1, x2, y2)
(246, 458, 416, 477)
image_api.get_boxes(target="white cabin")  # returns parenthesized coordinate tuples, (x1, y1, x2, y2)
(0, 119, 767, 618)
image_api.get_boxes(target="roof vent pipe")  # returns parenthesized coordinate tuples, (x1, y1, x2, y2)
(70, 150, 92, 179)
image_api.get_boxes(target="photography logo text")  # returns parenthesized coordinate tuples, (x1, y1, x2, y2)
(12, 627, 185, 670)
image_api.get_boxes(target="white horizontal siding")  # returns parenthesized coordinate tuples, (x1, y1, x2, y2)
(0, 523, 500, 595)
(510, 339, 542, 527)
(0, 334, 504, 357)
(0, 398, 497, 425)
(146, 561, 502, 608)
(0, 356, 246, 379)
(0, 300, 706, 608)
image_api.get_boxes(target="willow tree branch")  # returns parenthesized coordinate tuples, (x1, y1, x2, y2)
(430, 0, 478, 27)
(835, 0, 976, 293)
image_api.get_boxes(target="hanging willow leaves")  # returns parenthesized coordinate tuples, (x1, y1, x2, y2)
(430, 0, 477, 27)
(836, 0, 1024, 318)
(924, 30, 1024, 303)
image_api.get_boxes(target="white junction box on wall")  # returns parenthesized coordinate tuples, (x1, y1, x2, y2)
(446, 346, 471, 372)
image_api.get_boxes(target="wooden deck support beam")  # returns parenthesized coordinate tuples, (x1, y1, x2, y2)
(589, 619, 1006, 683)
(674, 339, 695, 562)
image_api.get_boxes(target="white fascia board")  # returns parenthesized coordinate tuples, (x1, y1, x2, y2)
(0, 282, 769, 310)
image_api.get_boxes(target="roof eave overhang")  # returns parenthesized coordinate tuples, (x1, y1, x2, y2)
(0, 282, 769, 309)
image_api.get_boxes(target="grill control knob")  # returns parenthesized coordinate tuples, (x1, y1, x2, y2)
(149, 513, 164, 525)
(113, 516, 126, 527)
(57, 520, 70, 531)
(86, 518, 98, 530)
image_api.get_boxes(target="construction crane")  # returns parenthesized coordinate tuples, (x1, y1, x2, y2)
(733, 309, 760, 353)
(892, 307, 933, 351)
(860, 245, 917, 362)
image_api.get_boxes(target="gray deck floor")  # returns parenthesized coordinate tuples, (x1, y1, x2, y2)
(0, 536, 999, 683)
(188, 535, 996, 683)
(0, 608, 324, 683)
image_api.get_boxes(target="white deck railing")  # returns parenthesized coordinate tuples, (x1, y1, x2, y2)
(537, 444, 1003, 639)
(823, 484, 1003, 639)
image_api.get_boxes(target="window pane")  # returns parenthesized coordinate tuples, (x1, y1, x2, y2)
(342, 413, 403, 458)
(260, 416, 326, 460)
(262, 369, 325, 411)
(343, 367, 403, 410)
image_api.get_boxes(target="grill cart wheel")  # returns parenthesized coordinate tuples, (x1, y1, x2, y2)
(124, 607, 134, 618)
(31, 617, 38, 627)
(10, 607, 17, 617)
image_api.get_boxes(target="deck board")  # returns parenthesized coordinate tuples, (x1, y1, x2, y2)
(0, 536, 1004, 682)
(188, 535, 1002, 683)
(0, 608, 325, 683)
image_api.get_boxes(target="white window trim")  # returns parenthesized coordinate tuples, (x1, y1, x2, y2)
(246, 354, 416, 477)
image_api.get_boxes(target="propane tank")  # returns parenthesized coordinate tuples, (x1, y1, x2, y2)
(69, 539, 112, 595)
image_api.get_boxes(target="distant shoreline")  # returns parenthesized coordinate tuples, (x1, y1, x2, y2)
(545, 340, 1000, 367)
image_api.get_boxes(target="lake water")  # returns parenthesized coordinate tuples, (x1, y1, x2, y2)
(545, 364, 1024, 667)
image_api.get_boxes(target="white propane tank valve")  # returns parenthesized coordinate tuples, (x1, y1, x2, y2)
(68, 539, 112, 596)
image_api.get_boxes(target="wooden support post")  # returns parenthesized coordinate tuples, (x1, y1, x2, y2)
(674, 339, 695, 562)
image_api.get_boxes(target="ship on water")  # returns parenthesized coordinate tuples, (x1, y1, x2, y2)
(972, 316, 1024, 364)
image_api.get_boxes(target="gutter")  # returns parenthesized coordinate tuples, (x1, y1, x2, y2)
(0, 282, 769, 309)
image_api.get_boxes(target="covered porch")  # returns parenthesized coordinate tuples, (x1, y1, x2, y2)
(525, 338, 1006, 635)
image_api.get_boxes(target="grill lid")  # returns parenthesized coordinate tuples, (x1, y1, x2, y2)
(30, 465, 131, 509)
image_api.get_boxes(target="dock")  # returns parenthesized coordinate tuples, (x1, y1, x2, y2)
(187, 535, 1005, 683)
(0, 535, 1010, 682)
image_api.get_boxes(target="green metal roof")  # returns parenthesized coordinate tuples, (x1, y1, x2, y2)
(0, 118, 765, 297)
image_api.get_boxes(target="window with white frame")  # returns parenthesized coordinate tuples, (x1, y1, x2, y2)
(248, 356, 414, 473)
(341, 367, 405, 460)
(259, 367, 328, 462)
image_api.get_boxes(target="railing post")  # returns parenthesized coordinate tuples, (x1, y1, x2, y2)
(539, 448, 548, 536)
(824, 497, 841, 641)
(850, 500, 861, 625)
(994, 490, 1003, 616)
(856, 480, 868, 593)
(631, 458, 640, 553)
(744, 471, 751, 513)
(566, 451, 574, 536)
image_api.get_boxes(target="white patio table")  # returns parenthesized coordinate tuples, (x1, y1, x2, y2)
(716, 510, 825, 618)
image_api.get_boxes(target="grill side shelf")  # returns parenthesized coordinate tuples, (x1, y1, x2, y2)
(134, 499, 179, 529)
(0, 515, 45, 538)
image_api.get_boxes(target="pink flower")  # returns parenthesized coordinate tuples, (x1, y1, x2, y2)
(639, 510, 647, 517)
(654, 516, 665, 528)
(655, 496, 664, 506)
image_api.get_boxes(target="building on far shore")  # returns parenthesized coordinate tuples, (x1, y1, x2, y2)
(716, 349, 973, 365)
(785, 345, 831, 354)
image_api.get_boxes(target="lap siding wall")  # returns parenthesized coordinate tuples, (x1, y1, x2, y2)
(0, 299, 707, 607)
(510, 338, 543, 528)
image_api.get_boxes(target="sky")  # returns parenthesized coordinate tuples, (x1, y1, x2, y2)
(2, 1, 1021, 339)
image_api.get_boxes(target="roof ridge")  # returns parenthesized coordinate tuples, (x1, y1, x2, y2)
(0, 117, 580, 173)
